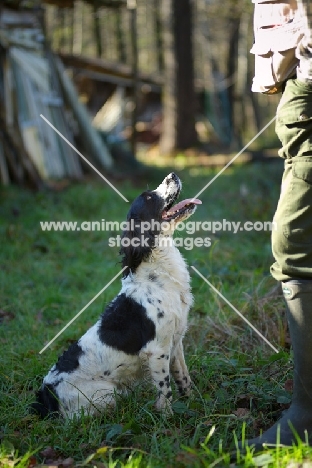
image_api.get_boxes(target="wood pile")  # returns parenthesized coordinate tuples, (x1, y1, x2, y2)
(0, 6, 114, 188)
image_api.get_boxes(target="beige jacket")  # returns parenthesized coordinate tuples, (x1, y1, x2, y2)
(251, 0, 305, 93)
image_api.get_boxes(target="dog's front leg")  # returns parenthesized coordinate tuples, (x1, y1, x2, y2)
(170, 340, 192, 397)
(141, 348, 173, 415)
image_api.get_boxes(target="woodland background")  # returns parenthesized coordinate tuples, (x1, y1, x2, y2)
(0, 0, 279, 187)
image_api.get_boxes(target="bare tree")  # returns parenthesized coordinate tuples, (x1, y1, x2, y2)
(160, 0, 198, 154)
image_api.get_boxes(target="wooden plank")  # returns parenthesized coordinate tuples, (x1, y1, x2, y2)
(48, 104, 83, 179)
(0, 29, 43, 50)
(10, 47, 51, 93)
(93, 86, 124, 132)
(3, 53, 14, 128)
(0, 9, 37, 28)
(73, 69, 161, 92)
(42, 36, 83, 179)
(0, 114, 44, 189)
(59, 52, 164, 87)
(21, 125, 48, 179)
(36, 91, 67, 179)
(13, 60, 53, 178)
(54, 55, 114, 170)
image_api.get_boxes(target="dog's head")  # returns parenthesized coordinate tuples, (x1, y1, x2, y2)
(120, 172, 201, 276)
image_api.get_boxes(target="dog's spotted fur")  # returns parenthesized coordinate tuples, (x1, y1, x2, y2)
(32, 173, 199, 418)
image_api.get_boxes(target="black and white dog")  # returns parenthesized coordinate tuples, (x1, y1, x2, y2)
(32, 173, 201, 418)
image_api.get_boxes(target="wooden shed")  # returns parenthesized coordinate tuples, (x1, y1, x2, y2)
(0, 2, 116, 187)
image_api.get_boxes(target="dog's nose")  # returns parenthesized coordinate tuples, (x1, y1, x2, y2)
(165, 172, 179, 185)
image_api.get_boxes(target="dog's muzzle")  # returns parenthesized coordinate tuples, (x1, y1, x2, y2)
(155, 173, 201, 222)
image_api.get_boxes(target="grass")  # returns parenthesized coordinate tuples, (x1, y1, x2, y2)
(1, 160, 311, 467)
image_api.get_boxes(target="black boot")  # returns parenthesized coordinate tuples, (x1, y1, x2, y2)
(239, 280, 312, 451)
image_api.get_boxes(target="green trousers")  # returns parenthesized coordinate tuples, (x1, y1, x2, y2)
(272, 78, 312, 281)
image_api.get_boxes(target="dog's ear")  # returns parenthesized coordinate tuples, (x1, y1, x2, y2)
(120, 219, 157, 277)
(30, 385, 59, 419)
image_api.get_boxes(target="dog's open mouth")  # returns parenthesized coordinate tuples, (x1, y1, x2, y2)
(162, 197, 202, 221)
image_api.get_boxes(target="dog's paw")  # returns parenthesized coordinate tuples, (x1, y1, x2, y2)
(155, 395, 173, 416)
(183, 382, 193, 397)
(177, 380, 192, 397)
(182, 387, 192, 398)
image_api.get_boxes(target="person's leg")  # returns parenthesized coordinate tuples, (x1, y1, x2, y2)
(238, 0, 312, 451)
(241, 68, 312, 448)
(241, 280, 312, 450)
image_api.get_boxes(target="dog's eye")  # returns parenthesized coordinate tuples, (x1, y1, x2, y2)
(146, 195, 151, 200)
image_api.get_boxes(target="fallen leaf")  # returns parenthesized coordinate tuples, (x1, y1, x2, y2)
(53, 319, 62, 325)
(233, 408, 250, 418)
(44, 458, 65, 467)
(27, 456, 37, 468)
(59, 457, 75, 467)
(41, 447, 58, 459)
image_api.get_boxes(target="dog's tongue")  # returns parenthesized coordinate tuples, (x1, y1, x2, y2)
(167, 198, 202, 214)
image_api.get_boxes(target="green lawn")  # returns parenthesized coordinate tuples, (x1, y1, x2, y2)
(1, 161, 311, 467)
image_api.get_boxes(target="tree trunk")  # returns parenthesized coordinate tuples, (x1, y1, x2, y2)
(226, 13, 241, 148)
(154, 0, 164, 72)
(93, 1, 102, 57)
(72, 0, 83, 55)
(115, 7, 126, 63)
(160, 0, 198, 154)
